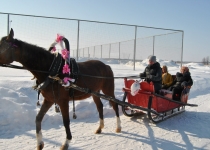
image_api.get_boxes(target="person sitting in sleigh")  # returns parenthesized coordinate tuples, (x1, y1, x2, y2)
(162, 65, 173, 89)
(139, 55, 162, 93)
(168, 66, 193, 101)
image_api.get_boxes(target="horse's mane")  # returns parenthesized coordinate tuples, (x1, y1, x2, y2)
(1, 36, 7, 41)
(14, 38, 54, 71)
(14, 39, 50, 57)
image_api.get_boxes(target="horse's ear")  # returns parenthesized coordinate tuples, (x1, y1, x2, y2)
(8, 28, 14, 40)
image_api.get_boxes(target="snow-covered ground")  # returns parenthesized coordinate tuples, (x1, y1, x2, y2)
(0, 59, 210, 150)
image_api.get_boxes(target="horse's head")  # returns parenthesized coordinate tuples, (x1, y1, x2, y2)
(0, 28, 17, 64)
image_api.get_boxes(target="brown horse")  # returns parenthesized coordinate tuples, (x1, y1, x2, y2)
(0, 29, 121, 150)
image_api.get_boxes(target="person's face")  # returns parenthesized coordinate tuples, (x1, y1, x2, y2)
(162, 67, 167, 73)
(180, 67, 187, 74)
(149, 60, 154, 65)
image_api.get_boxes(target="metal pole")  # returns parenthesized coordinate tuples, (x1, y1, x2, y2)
(101, 45, 102, 58)
(133, 26, 137, 71)
(7, 14, 10, 35)
(76, 20, 80, 61)
(119, 42, 121, 61)
(88, 47, 89, 58)
(109, 44, 111, 59)
(181, 31, 184, 67)
(94, 46, 95, 58)
(153, 36, 155, 55)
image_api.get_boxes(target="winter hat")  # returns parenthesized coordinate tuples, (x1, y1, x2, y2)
(148, 55, 156, 63)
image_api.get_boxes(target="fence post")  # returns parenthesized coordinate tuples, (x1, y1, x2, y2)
(94, 46, 95, 58)
(7, 14, 10, 35)
(153, 36, 155, 55)
(88, 47, 89, 58)
(133, 26, 137, 71)
(101, 45, 102, 58)
(181, 31, 184, 67)
(77, 49, 79, 57)
(109, 44, 111, 59)
(119, 42, 121, 61)
(76, 20, 80, 61)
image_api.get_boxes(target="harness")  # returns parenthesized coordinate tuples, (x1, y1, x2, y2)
(37, 53, 62, 90)
(35, 55, 79, 116)
(69, 58, 79, 96)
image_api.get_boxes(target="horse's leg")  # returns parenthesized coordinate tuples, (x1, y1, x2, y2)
(92, 94, 104, 134)
(59, 101, 72, 150)
(36, 99, 53, 150)
(109, 101, 121, 132)
(102, 88, 121, 133)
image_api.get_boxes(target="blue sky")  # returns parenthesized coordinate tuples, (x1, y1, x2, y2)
(0, 0, 209, 62)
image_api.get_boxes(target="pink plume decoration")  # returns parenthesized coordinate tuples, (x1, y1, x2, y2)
(63, 77, 70, 84)
(62, 64, 70, 74)
(51, 47, 56, 52)
(56, 34, 63, 43)
(61, 49, 69, 60)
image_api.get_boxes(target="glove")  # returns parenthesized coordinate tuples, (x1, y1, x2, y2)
(162, 85, 167, 89)
(176, 72, 182, 77)
(181, 81, 187, 87)
(139, 73, 143, 77)
(146, 74, 153, 79)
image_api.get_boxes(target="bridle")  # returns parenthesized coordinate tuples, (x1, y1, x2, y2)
(0, 39, 19, 62)
(0, 40, 18, 54)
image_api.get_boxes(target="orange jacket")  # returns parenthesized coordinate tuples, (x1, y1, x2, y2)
(162, 73, 173, 87)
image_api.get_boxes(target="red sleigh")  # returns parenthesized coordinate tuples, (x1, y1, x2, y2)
(122, 78, 195, 123)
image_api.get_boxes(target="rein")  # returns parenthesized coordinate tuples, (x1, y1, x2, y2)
(78, 73, 139, 79)
(0, 64, 50, 73)
(0, 63, 139, 79)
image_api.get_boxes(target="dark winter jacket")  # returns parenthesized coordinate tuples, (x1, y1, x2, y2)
(139, 62, 162, 93)
(170, 71, 193, 90)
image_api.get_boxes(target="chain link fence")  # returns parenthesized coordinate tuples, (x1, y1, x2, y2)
(0, 12, 184, 70)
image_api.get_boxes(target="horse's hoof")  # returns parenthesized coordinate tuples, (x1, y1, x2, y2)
(37, 142, 44, 150)
(116, 128, 121, 133)
(60, 144, 69, 150)
(95, 128, 102, 134)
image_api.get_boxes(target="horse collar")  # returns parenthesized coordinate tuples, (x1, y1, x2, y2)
(37, 53, 62, 90)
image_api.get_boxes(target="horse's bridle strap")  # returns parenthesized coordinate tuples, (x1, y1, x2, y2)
(0, 41, 12, 54)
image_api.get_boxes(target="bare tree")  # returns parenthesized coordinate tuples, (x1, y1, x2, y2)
(202, 56, 210, 65)
(206, 56, 209, 65)
(202, 57, 206, 65)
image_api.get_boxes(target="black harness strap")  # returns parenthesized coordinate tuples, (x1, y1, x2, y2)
(70, 58, 79, 80)
(68, 58, 79, 119)
(35, 53, 62, 110)
(37, 53, 62, 90)
(69, 58, 79, 97)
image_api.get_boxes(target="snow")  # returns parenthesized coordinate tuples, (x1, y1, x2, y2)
(0, 59, 210, 150)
